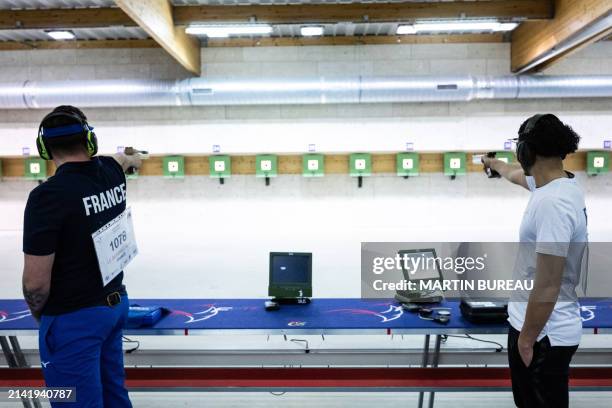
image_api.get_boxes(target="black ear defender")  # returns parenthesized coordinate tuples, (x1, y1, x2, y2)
(516, 114, 546, 171)
(418, 310, 451, 325)
(401, 302, 422, 312)
(37, 109, 98, 160)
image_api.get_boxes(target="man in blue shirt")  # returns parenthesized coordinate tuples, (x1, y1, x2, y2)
(22, 105, 142, 407)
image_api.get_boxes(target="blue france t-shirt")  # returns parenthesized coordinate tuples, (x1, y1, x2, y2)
(23, 156, 127, 315)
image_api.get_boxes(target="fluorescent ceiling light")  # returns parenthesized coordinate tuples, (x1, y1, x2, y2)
(46, 30, 75, 40)
(185, 24, 273, 38)
(300, 26, 324, 37)
(496, 22, 520, 31)
(396, 21, 519, 35)
(396, 25, 417, 35)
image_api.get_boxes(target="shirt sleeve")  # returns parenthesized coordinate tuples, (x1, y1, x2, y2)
(100, 156, 126, 184)
(23, 186, 64, 256)
(534, 197, 575, 257)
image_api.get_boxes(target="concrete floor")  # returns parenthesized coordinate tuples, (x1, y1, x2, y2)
(130, 392, 612, 408)
(3, 392, 612, 407)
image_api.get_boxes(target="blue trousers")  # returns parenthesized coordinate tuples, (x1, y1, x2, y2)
(39, 296, 133, 408)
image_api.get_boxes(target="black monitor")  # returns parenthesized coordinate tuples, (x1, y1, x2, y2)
(399, 248, 444, 284)
(268, 252, 312, 299)
(395, 248, 444, 303)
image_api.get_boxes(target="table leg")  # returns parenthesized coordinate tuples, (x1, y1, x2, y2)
(1, 336, 33, 408)
(417, 334, 431, 408)
(0, 336, 17, 367)
(9, 337, 28, 367)
(10, 337, 42, 408)
(427, 335, 442, 408)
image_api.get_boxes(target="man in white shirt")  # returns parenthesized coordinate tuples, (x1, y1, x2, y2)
(482, 114, 587, 408)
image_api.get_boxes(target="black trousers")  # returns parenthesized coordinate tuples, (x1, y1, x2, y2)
(507, 326, 578, 408)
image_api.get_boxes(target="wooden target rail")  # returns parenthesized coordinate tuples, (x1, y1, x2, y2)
(0, 151, 589, 178)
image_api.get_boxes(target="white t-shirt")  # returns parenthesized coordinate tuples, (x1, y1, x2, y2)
(508, 175, 588, 346)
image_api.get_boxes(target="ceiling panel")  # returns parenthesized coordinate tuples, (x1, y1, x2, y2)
(0, 0, 466, 8)
(0, 19, 513, 42)
(0, 0, 515, 43)
(0, 26, 148, 41)
(0, 0, 115, 9)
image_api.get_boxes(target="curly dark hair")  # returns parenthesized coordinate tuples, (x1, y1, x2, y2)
(39, 105, 89, 155)
(518, 114, 580, 159)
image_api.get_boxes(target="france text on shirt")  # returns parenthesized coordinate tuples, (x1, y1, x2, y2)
(82, 183, 126, 216)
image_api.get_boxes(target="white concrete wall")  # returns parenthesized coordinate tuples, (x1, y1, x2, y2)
(0, 43, 611, 155)
(0, 42, 611, 302)
(2, 172, 612, 300)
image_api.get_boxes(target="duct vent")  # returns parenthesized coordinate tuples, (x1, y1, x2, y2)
(437, 84, 459, 90)
(192, 88, 214, 95)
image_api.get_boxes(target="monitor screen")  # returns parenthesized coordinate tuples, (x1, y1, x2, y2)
(270, 253, 311, 284)
(399, 249, 442, 281)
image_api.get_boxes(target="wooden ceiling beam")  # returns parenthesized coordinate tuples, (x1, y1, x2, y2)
(0, 1, 553, 30)
(0, 39, 159, 50)
(114, 0, 200, 75)
(173, 0, 553, 24)
(0, 33, 504, 51)
(511, 0, 612, 73)
(533, 25, 612, 72)
(0, 8, 132, 29)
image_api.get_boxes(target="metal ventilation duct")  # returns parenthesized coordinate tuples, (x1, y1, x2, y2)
(1, 75, 612, 109)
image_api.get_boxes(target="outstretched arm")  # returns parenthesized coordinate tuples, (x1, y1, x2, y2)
(112, 148, 144, 173)
(482, 157, 529, 190)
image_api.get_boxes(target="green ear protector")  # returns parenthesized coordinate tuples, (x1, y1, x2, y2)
(37, 110, 98, 160)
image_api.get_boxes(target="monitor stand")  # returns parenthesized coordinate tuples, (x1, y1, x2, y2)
(272, 297, 311, 305)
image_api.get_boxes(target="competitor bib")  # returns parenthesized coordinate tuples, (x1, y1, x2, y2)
(92, 208, 138, 286)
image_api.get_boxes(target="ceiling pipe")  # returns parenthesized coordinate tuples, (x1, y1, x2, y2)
(1, 75, 612, 109)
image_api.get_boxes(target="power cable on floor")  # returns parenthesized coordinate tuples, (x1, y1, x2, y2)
(442, 334, 504, 352)
(122, 336, 140, 354)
